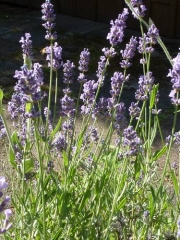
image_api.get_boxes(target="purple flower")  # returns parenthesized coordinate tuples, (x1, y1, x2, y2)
(107, 8, 129, 46)
(168, 52, 180, 105)
(96, 55, 106, 86)
(19, 33, 33, 60)
(89, 127, 99, 142)
(77, 73, 87, 84)
(8, 92, 27, 119)
(60, 89, 75, 118)
(102, 47, 116, 58)
(0, 177, 12, 234)
(110, 72, 129, 99)
(41, 0, 57, 40)
(138, 26, 158, 57)
(147, 24, 159, 44)
(63, 60, 75, 84)
(177, 216, 180, 239)
(138, 34, 154, 54)
(25, 107, 41, 119)
(120, 36, 138, 68)
(14, 64, 44, 102)
(173, 131, 180, 145)
(135, 72, 154, 101)
(0, 117, 6, 138)
(0, 177, 8, 190)
(93, 97, 108, 117)
(52, 132, 67, 152)
(122, 126, 141, 156)
(45, 42, 63, 70)
(80, 80, 98, 115)
(131, 0, 146, 18)
(128, 102, 141, 118)
(113, 102, 127, 135)
(78, 48, 90, 73)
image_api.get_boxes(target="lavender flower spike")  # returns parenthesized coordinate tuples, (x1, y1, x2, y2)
(78, 48, 90, 73)
(41, 0, 57, 40)
(107, 8, 129, 46)
(19, 33, 33, 66)
(120, 36, 138, 69)
(63, 60, 75, 84)
(0, 176, 12, 234)
(168, 52, 180, 105)
(177, 216, 180, 239)
(131, 0, 147, 19)
(0, 177, 8, 190)
(45, 42, 63, 70)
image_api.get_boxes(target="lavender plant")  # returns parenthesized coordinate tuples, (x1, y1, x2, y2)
(0, 0, 180, 239)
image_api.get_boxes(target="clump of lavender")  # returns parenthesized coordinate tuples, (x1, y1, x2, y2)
(131, 0, 147, 18)
(45, 42, 63, 70)
(12, 33, 45, 112)
(0, 176, 12, 234)
(120, 36, 138, 69)
(41, 0, 57, 40)
(168, 52, 180, 105)
(107, 8, 129, 46)
(12, 63, 44, 118)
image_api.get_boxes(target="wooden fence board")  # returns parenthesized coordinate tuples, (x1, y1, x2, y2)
(1, 0, 180, 38)
(75, 0, 96, 21)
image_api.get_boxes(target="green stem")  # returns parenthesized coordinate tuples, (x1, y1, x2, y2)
(34, 124, 47, 239)
(160, 103, 178, 186)
(45, 40, 53, 137)
(53, 70, 58, 127)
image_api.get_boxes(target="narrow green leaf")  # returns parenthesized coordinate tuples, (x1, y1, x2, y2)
(171, 170, 179, 196)
(152, 145, 167, 162)
(117, 197, 126, 211)
(49, 117, 62, 140)
(150, 84, 159, 109)
(150, 118, 158, 146)
(62, 150, 68, 168)
(51, 228, 62, 240)
(9, 146, 17, 168)
(79, 189, 91, 211)
(0, 89, 3, 100)
(24, 158, 34, 173)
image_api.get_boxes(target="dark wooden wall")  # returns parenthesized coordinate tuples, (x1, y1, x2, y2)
(1, 0, 179, 38)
